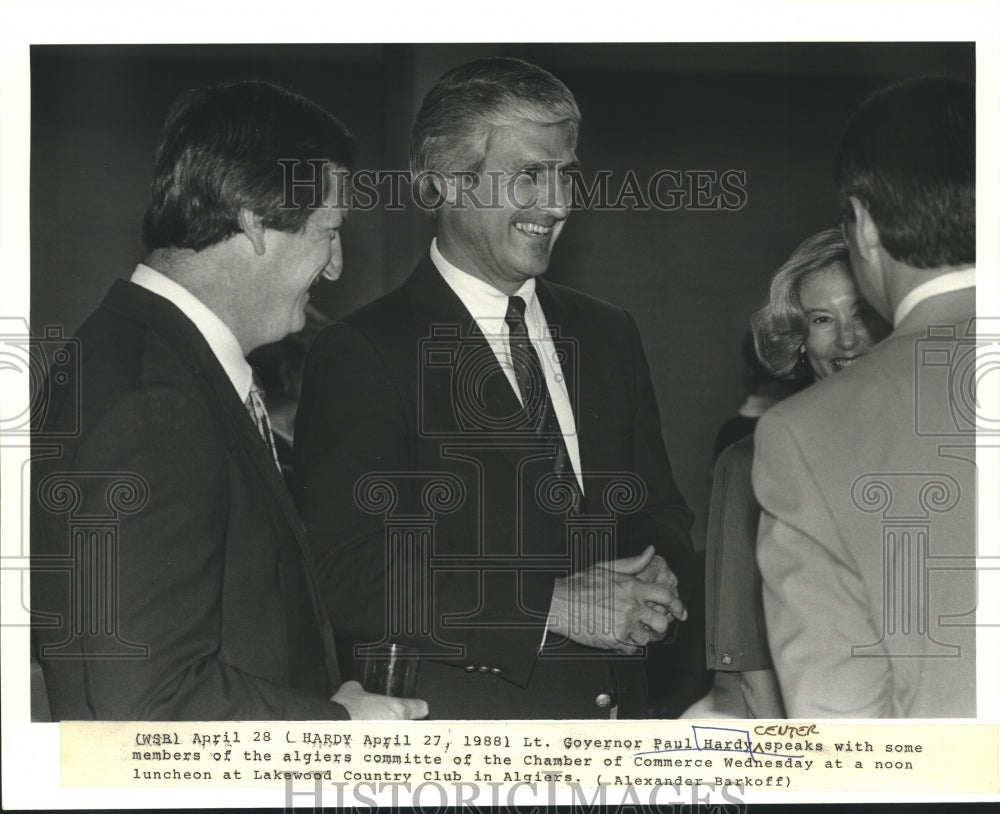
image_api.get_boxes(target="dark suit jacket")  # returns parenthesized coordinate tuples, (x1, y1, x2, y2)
(294, 255, 695, 719)
(31, 280, 348, 720)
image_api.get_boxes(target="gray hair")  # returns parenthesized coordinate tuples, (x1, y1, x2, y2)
(409, 57, 581, 216)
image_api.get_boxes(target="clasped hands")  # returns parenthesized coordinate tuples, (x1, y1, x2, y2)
(547, 545, 686, 654)
(329, 545, 683, 715)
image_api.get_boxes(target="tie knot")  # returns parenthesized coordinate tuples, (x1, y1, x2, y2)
(505, 296, 528, 330)
(246, 373, 268, 415)
(245, 372, 281, 471)
(248, 372, 266, 399)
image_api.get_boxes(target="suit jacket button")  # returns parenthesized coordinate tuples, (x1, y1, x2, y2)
(479, 665, 490, 673)
(490, 667, 501, 675)
(721, 654, 733, 666)
(595, 693, 612, 708)
(465, 665, 476, 672)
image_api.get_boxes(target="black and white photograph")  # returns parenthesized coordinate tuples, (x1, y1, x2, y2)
(2, 1, 998, 809)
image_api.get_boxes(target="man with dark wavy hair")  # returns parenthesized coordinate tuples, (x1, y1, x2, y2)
(32, 80, 427, 721)
(295, 58, 697, 719)
(754, 76, 976, 717)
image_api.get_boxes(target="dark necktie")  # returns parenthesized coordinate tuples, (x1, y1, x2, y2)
(505, 295, 573, 478)
(245, 374, 281, 471)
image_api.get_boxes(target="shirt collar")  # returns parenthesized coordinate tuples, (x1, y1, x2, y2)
(738, 394, 777, 419)
(130, 263, 254, 401)
(430, 238, 537, 329)
(893, 268, 976, 326)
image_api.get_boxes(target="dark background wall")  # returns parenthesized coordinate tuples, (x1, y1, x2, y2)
(30, 43, 974, 547)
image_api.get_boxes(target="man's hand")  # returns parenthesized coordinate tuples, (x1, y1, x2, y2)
(547, 545, 687, 653)
(331, 680, 428, 720)
(604, 546, 687, 624)
(633, 549, 681, 614)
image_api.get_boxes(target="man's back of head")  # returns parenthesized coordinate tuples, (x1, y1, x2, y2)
(834, 76, 974, 271)
(140, 80, 356, 353)
(143, 80, 355, 253)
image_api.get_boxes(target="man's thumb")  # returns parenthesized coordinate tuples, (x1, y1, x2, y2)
(603, 544, 655, 574)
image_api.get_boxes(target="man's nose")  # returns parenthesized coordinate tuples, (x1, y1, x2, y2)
(540, 173, 571, 220)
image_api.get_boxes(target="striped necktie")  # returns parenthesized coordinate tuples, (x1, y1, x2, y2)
(245, 375, 281, 471)
(505, 295, 573, 478)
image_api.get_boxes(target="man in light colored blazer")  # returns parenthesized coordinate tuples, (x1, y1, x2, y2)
(753, 77, 977, 717)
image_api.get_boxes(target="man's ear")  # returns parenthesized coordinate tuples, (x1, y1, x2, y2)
(848, 196, 881, 265)
(237, 208, 267, 257)
(438, 174, 459, 208)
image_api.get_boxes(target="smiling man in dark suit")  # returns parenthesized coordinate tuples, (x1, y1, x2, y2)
(31, 80, 427, 721)
(294, 58, 696, 719)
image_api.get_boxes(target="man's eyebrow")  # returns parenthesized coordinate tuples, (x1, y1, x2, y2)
(504, 157, 582, 172)
(502, 155, 536, 172)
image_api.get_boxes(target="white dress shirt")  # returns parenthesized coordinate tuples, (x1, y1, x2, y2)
(430, 239, 584, 492)
(893, 267, 976, 326)
(130, 264, 253, 402)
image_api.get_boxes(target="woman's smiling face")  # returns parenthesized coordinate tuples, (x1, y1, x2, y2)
(799, 261, 891, 379)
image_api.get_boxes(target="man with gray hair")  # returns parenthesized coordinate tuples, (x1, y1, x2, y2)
(295, 58, 696, 718)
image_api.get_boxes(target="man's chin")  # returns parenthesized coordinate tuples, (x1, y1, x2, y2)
(512, 251, 553, 280)
(526, 262, 552, 280)
(281, 309, 307, 339)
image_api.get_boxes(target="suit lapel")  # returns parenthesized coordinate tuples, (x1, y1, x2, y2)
(535, 280, 579, 430)
(402, 255, 530, 437)
(401, 259, 585, 508)
(102, 280, 340, 687)
(535, 281, 590, 483)
(105, 281, 297, 518)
